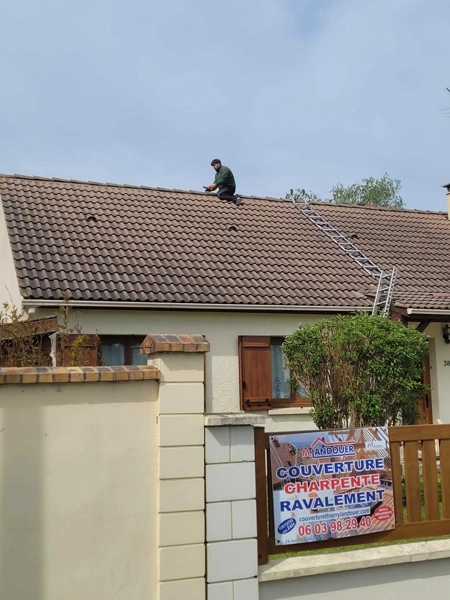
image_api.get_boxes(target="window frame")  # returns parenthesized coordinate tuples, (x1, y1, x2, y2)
(99, 335, 147, 366)
(239, 335, 311, 411)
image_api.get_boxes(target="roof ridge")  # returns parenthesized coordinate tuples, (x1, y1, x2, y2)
(310, 200, 446, 216)
(0, 174, 445, 213)
(0, 173, 292, 204)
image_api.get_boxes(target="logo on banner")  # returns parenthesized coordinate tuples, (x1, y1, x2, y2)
(310, 437, 356, 458)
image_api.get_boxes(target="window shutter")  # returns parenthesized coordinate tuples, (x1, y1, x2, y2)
(58, 334, 99, 367)
(240, 336, 272, 410)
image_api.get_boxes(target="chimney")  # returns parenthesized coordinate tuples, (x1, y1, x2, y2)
(443, 183, 450, 218)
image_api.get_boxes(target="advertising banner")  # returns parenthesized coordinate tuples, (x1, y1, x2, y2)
(269, 427, 395, 545)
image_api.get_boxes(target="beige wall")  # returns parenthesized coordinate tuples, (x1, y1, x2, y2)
(260, 557, 450, 600)
(40, 308, 323, 431)
(0, 380, 159, 600)
(0, 198, 22, 309)
(35, 307, 450, 427)
(425, 322, 450, 423)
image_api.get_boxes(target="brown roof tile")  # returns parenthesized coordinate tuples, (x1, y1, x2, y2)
(3, 175, 449, 312)
(312, 202, 450, 311)
(0, 175, 374, 309)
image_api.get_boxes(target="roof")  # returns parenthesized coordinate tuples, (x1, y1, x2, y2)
(0, 175, 371, 310)
(312, 202, 450, 312)
(1, 174, 449, 313)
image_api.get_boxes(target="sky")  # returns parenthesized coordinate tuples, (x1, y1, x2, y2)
(1, 0, 450, 210)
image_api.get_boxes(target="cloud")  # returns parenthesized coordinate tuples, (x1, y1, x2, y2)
(0, 0, 449, 209)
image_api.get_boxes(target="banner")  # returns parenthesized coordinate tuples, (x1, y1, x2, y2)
(269, 427, 395, 545)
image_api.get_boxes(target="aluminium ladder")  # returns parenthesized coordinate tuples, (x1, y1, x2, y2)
(292, 198, 396, 316)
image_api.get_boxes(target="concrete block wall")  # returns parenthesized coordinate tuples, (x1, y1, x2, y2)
(205, 418, 263, 600)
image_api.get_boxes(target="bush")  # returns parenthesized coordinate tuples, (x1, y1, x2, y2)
(282, 313, 429, 429)
(0, 302, 97, 368)
(0, 302, 53, 366)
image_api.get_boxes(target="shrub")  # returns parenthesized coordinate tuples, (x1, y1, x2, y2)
(0, 302, 98, 367)
(282, 313, 429, 429)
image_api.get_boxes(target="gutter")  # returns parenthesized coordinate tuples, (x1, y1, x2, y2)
(407, 308, 450, 316)
(22, 299, 371, 313)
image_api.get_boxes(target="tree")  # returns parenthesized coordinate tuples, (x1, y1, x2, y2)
(282, 313, 428, 429)
(331, 174, 404, 208)
(285, 174, 404, 208)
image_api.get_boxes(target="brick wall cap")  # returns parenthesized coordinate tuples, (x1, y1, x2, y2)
(140, 334, 210, 355)
(0, 365, 160, 384)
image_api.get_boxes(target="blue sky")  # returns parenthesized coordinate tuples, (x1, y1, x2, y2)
(1, 0, 449, 210)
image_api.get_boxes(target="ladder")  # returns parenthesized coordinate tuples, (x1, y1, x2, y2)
(371, 267, 397, 317)
(292, 197, 396, 316)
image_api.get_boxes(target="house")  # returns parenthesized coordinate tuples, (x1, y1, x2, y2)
(1, 174, 450, 431)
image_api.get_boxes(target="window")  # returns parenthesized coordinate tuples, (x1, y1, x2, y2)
(239, 336, 310, 411)
(56, 334, 147, 366)
(100, 336, 147, 366)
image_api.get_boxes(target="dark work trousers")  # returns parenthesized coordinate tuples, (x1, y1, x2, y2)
(217, 186, 237, 202)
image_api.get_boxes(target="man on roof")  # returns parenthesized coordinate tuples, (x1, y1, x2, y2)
(205, 159, 241, 206)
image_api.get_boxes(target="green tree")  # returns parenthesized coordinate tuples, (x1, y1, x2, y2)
(286, 174, 404, 208)
(282, 313, 428, 429)
(331, 174, 404, 208)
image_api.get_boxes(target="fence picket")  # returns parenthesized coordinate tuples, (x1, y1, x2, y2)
(439, 439, 450, 520)
(421, 440, 440, 521)
(390, 441, 404, 524)
(403, 441, 422, 523)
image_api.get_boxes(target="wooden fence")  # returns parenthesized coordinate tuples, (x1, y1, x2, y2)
(255, 424, 450, 565)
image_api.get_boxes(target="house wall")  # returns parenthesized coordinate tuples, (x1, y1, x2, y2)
(0, 198, 22, 309)
(35, 308, 450, 428)
(44, 308, 325, 431)
(0, 376, 159, 600)
(426, 322, 450, 423)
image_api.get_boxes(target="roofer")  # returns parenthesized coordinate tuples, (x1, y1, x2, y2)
(205, 159, 241, 206)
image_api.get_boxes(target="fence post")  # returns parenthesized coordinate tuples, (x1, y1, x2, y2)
(141, 334, 210, 600)
(254, 427, 269, 565)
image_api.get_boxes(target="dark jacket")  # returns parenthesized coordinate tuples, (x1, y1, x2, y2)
(214, 166, 236, 189)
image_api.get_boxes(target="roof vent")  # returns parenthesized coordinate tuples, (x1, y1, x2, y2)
(86, 215, 98, 223)
(228, 225, 238, 232)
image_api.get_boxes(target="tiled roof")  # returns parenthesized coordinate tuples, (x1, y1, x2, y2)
(2, 174, 450, 313)
(0, 175, 372, 309)
(312, 202, 450, 312)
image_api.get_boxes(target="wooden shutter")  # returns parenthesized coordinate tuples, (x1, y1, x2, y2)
(58, 334, 99, 367)
(240, 336, 272, 410)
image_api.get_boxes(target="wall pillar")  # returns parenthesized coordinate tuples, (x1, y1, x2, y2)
(205, 414, 264, 600)
(141, 334, 210, 600)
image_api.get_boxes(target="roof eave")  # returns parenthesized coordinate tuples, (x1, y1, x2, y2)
(22, 299, 371, 313)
